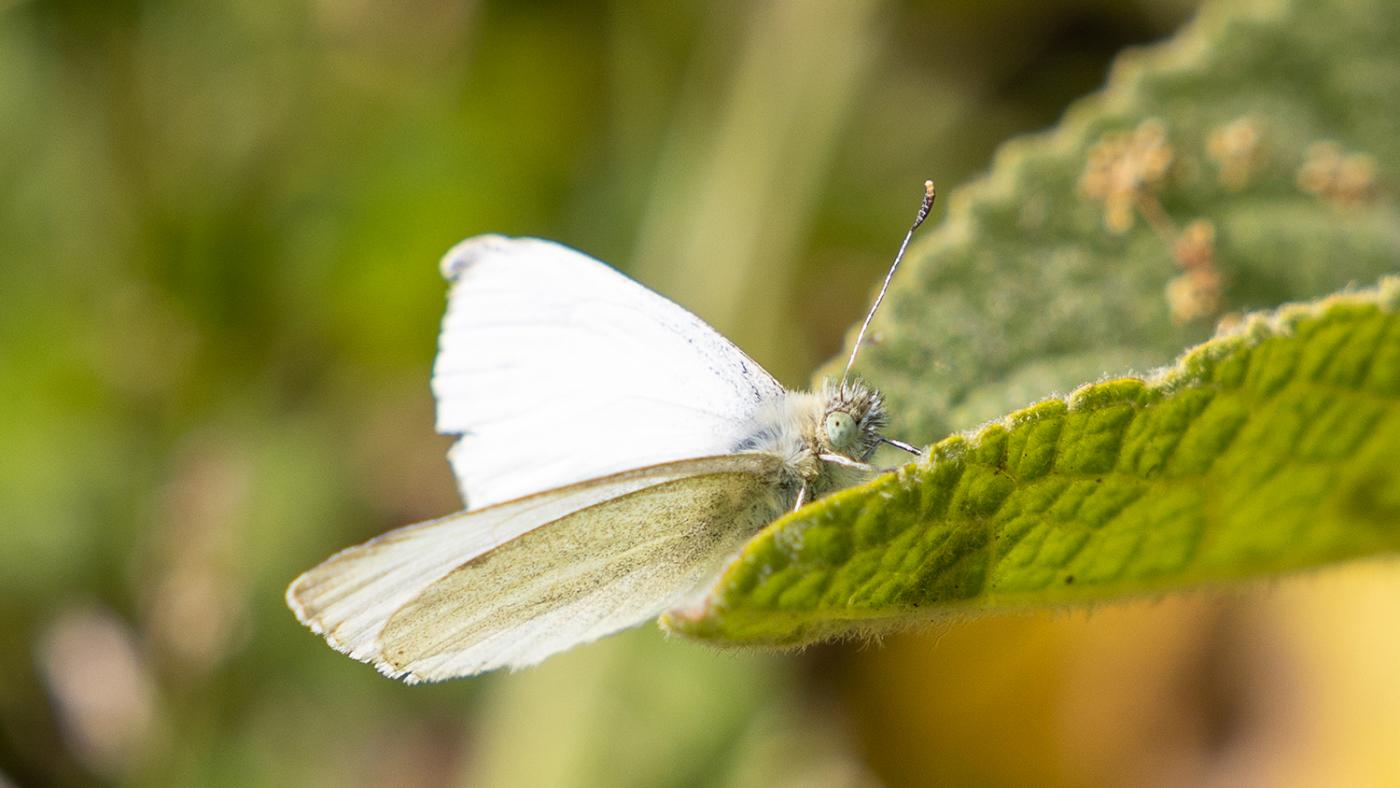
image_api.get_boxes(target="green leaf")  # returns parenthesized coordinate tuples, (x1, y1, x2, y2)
(666, 280, 1400, 645)
(664, 0, 1400, 647)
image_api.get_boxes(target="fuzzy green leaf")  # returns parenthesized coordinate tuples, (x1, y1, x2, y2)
(666, 281, 1400, 645)
(664, 0, 1400, 646)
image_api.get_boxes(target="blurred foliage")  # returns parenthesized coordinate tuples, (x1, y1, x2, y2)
(675, 282, 1400, 644)
(7, 0, 1400, 787)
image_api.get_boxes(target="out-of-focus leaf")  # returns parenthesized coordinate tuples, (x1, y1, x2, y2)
(831, 0, 1400, 442)
(668, 280, 1400, 645)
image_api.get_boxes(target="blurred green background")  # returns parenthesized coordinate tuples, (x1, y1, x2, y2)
(6, 1, 1400, 786)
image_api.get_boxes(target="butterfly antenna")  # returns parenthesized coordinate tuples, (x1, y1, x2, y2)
(880, 436, 923, 456)
(841, 180, 936, 384)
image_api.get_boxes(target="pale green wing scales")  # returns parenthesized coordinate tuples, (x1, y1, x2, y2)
(287, 453, 785, 682)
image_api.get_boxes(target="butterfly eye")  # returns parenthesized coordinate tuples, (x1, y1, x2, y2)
(824, 411, 857, 450)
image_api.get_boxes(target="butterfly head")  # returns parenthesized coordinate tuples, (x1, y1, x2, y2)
(817, 379, 887, 462)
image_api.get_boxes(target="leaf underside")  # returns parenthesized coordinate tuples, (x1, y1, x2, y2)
(666, 281, 1400, 646)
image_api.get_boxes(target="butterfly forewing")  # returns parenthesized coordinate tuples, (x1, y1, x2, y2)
(432, 236, 785, 509)
(287, 454, 784, 682)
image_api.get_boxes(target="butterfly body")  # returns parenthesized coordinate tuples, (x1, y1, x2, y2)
(733, 380, 887, 505)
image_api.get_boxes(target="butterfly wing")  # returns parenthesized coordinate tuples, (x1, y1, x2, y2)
(432, 235, 785, 509)
(286, 453, 785, 682)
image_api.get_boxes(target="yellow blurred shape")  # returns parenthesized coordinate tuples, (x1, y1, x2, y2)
(843, 563, 1400, 787)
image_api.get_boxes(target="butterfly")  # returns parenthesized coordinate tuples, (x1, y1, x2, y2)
(286, 182, 935, 682)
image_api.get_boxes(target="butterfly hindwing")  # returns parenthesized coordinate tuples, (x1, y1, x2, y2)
(286, 454, 785, 682)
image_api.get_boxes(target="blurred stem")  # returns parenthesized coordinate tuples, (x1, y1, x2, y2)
(629, 0, 882, 383)
(461, 629, 785, 788)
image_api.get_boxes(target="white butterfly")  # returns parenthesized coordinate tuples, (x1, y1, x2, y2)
(287, 184, 934, 682)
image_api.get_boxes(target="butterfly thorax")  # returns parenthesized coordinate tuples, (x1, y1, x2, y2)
(732, 379, 888, 504)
